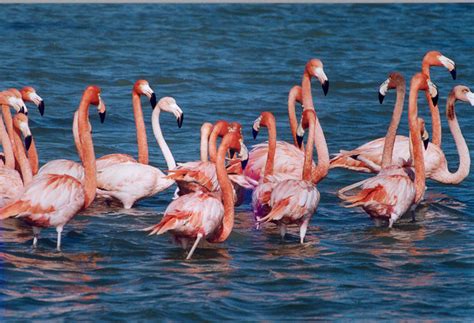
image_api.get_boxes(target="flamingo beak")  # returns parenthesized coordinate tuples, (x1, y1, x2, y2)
(321, 80, 329, 96)
(378, 92, 385, 104)
(238, 142, 249, 170)
(38, 101, 45, 116)
(432, 93, 439, 107)
(19, 106, 27, 115)
(296, 123, 304, 148)
(252, 127, 259, 140)
(150, 93, 157, 109)
(296, 134, 304, 148)
(99, 110, 106, 123)
(450, 68, 457, 80)
(177, 113, 184, 128)
(422, 130, 430, 150)
(24, 135, 32, 151)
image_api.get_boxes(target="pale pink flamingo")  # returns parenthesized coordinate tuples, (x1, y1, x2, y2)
(244, 58, 328, 182)
(20, 86, 45, 175)
(145, 131, 246, 259)
(0, 85, 104, 250)
(95, 97, 183, 209)
(36, 94, 106, 182)
(330, 51, 456, 174)
(0, 113, 33, 207)
(337, 73, 434, 227)
(95, 80, 159, 170)
(257, 108, 329, 243)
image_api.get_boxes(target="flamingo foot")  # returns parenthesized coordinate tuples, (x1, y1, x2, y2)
(186, 233, 203, 260)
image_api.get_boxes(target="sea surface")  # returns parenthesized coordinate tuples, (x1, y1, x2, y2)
(1, 4, 473, 321)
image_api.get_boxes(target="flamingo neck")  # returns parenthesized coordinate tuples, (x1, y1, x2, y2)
(302, 70, 314, 111)
(2, 105, 15, 159)
(208, 122, 227, 163)
(77, 95, 97, 209)
(151, 108, 176, 170)
(424, 90, 442, 147)
(0, 115, 15, 169)
(408, 82, 426, 203)
(200, 123, 212, 162)
(210, 135, 235, 243)
(381, 82, 406, 168)
(421, 63, 431, 79)
(12, 125, 33, 185)
(288, 88, 303, 149)
(435, 95, 470, 184)
(27, 138, 39, 175)
(302, 116, 315, 181)
(72, 111, 85, 162)
(132, 91, 149, 164)
(262, 113, 277, 182)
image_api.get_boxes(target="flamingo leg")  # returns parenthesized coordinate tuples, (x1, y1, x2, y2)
(56, 226, 63, 251)
(299, 218, 310, 244)
(279, 224, 286, 240)
(186, 233, 203, 260)
(388, 217, 395, 228)
(32, 227, 40, 248)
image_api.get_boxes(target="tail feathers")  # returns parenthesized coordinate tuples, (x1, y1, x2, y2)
(229, 174, 258, 189)
(0, 200, 30, 220)
(258, 197, 290, 223)
(340, 184, 387, 209)
(144, 216, 179, 236)
(329, 153, 373, 173)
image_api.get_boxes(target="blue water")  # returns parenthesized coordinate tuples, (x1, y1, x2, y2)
(1, 3, 474, 320)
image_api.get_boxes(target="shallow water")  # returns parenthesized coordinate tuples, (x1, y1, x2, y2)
(1, 3, 474, 320)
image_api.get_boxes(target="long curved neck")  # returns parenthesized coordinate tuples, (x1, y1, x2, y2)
(2, 105, 15, 160)
(12, 126, 33, 185)
(424, 90, 442, 147)
(408, 83, 426, 203)
(27, 138, 39, 175)
(0, 115, 14, 169)
(151, 108, 176, 170)
(435, 95, 470, 184)
(77, 95, 97, 209)
(210, 136, 235, 243)
(421, 62, 431, 79)
(133, 91, 149, 164)
(302, 117, 315, 181)
(311, 115, 330, 184)
(302, 70, 315, 111)
(262, 114, 277, 182)
(381, 83, 406, 168)
(208, 123, 227, 163)
(200, 123, 212, 162)
(72, 111, 85, 161)
(288, 86, 303, 149)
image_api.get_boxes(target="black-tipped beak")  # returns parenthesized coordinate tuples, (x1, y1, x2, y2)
(19, 106, 27, 114)
(229, 149, 236, 159)
(38, 101, 45, 116)
(432, 93, 439, 107)
(322, 80, 329, 96)
(25, 135, 32, 151)
(450, 68, 456, 80)
(252, 128, 259, 140)
(150, 93, 157, 109)
(423, 136, 429, 150)
(296, 134, 304, 148)
(379, 93, 385, 104)
(241, 158, 248, 170)
(177, 114, 184, 128)
(99, 111, 106, 124)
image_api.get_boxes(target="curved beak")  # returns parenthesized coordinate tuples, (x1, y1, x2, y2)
(296, 122, 304, 149)
(177, 113, 184, 128)
(98, 97, 106, 123)
(238, 142, 249, 170)
(378, 92, 385, 104)
(150, 92, 157, 109)
(422, 130, 430, 150)
(38, 101, 45, 116)
(19, 106, 27, 115)
(99, 110, 106, 124)
(24, 135, 32, 151)
(431, 93, 439, 107)
(450, 68, 457, 80)
(321, 80, 329, 96)
(252, 127, 259, 140)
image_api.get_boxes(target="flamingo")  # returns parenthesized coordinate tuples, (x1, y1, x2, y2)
(0, 113, 33, 207)
(36, 94, 106, 182)
(257, 109, 328, 243)
(244, 58, 328, 182)
(330, 50, 456, 174)
(0, 85, 104, 250)
(337, 73, 435, 227)
(145, 131, 247, 259)
(95, 80, 158, 170)
(95, 97, 183, 209)
(20, 86, 45, 175)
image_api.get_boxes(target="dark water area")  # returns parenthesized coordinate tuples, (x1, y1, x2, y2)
(1, 3, 473, 320)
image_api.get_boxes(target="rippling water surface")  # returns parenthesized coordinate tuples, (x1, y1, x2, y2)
(1, 4, 474, 320)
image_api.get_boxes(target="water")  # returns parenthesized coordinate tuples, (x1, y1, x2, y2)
(1, 3, 474, 320)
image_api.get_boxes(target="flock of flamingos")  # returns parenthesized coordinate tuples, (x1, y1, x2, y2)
(0, 50, 473, 259)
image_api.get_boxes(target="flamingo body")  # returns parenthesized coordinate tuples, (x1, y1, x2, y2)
(0, 167, 23, 207)
(38, 159, 85, 182)
(96, 153, 137, 171)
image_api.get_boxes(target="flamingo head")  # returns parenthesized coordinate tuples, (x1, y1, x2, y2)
(451, 85, 474, 107)
(226, 132, 249, 170)
(289, 85, 303, 107)
(84, 85, 106, 123)
(422, 51, 456, 80)
(1, 89, 27, 114)
(20, 86, 45, 116)
(229, 122, 242, 135)
(252, 111, 274, 140)
(134, 80, 157, 109)
(296, 109, 316, 149)
(378, 72, 405, 104)
(157, 96, 184, 128)
(306, 58, 329, 96)
(411, 73, 439, 106)
(13, 113, 33, 151)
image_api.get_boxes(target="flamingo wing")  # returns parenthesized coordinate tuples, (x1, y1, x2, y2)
(38, 159, 84, 182)
(0, 168, 23, 207)
(167, 161, 218, 194)
(96, 153, 137, 171)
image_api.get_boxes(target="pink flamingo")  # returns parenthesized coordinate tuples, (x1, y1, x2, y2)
(244, 59, 328, 182)
(145, 131, 246, 259)
(0, 85, 104, 250)
(257, 108, 329, 243)
(95, 97, 183, 209)
(337, 73, 435, 227)
(96, 80, 159, 170)
(330, 51, 456, 176)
